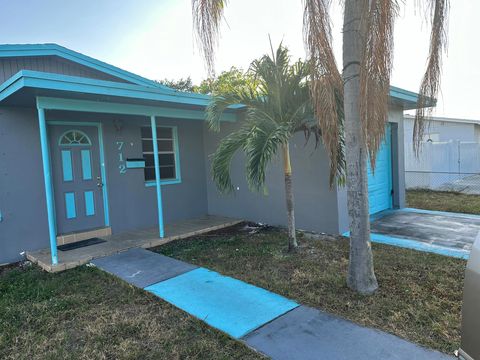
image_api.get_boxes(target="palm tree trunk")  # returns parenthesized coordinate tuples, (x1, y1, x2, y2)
(343, 0, 378, 294)
(283, 143, 298, 252)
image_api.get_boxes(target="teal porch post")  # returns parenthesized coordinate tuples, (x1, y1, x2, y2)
(37, 106, 58, 265)
(150, 116, 165, 238)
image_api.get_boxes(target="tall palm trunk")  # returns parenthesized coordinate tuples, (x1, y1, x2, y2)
(283, 143, 298, 252)
(343, 0, 378, 294)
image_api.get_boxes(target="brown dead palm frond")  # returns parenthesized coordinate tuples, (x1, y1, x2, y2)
(192, 0, 227, 76)
(413, 0, 449, 155)
(303, 0, 344, 186)
(360, 0, 399, 168)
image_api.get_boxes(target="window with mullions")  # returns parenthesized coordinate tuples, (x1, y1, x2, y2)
(141, 127, 179, 182)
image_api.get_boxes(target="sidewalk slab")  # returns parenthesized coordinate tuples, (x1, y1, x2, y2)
(145, 267, 299, 338)
(243, 306, 453, 360)
(91, 248, 197, 288)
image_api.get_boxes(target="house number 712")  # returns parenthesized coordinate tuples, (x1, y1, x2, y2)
(116, 141, 126, 174)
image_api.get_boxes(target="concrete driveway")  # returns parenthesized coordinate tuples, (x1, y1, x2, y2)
(369, 208, 480, 259)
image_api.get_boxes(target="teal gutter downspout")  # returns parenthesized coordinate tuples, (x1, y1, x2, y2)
(150, 116, 165, 238)
(37, 106, 58, 265)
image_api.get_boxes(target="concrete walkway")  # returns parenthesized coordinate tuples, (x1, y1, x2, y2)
(91, 248, 453, 360)
(369, 208, 480, 259)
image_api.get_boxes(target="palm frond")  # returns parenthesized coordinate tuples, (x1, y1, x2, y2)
(244, 119, 291, 192)
(208, 44, 345, 193)
(360, 0, 399, 169)
(192, 0, 227, 75)
(206, 94, 241, 132)
(211, 127, 250, 193)
(303, 0, 344, 186)
(414, 0, 449, 154)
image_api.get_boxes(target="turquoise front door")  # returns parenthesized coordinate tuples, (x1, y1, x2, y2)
(367, 125, 393, 215)
(49, 125, 105, 234)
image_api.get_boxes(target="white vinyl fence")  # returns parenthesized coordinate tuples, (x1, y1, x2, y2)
(405, 140, 480, 194)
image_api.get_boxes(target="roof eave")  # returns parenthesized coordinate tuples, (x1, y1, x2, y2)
(0, 70, 241, 114)
(389, 86, 435, 110)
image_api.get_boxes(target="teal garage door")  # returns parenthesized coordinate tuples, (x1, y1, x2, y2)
(367, 125, 393, 215)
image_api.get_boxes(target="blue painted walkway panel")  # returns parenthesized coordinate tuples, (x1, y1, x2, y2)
(367, 125, 392, 215)
(145, 267, 299, 338)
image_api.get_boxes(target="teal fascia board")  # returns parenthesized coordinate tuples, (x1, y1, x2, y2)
(0, 73, 25, 101)
(20, 71, 211, 106)
(389, 86, 419, 103)
(389, 86, 435, 109)
(36, 96, 237, 122)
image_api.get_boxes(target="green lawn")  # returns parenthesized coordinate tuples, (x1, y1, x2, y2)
(407, 189, 480, 214)
(154, 225, 466, 355)
(1, 224, 465, 358)
(0, 264, 261, 360)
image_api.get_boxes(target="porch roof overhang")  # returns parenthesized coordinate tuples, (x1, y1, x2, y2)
(0, 70, 242, 121)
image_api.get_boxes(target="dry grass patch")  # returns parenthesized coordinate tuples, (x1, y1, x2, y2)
(407, 189, 480, 214)
(155, 224, 466, 355)
(0, 264, 262, 360)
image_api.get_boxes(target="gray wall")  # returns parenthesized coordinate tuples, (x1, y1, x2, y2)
(0, 107, 51, 264)
(0, 56, 129, 83)
(0, 108, 208, 264)
(203, 106, 406, 235)
(0, 103, 407, 264)
(203, 121, 345, 235)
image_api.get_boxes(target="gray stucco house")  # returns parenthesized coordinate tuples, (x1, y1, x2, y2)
(0, 44, 422, 266)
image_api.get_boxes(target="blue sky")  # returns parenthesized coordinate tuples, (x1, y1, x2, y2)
(0, 0, 478, 119)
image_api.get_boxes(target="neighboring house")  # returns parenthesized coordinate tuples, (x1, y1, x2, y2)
(404, 115, 480, 191)
(404, 114, 480, 143)
(0, 44, 424, 265)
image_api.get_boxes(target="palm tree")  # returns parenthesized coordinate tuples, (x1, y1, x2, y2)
(192, 0, 449, 294)
(206, 44, 344, 252)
